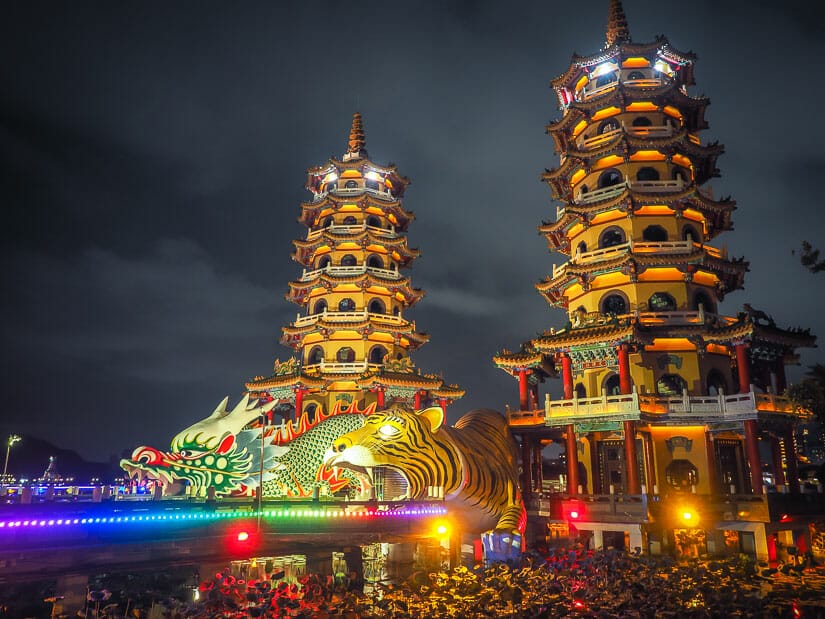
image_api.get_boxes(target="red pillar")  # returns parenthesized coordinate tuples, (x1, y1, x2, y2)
(736, 343, 751, 394)
(705, 431, 719, 495)
(623, 420, 640, 494)
(521, 437, 533, 500)
(561, 355, 573, 400)
(618, 344, 632, 394)
(744, 419, 763, 494)
(439, 398, 448, 414)
(376, 388, 385, 409)
(414, 391, 422, 410)
(518, 369, 529, 410)
(784, 427, 800, 494)
(294, 387, 305, 421)
(566, 424, 579, 494)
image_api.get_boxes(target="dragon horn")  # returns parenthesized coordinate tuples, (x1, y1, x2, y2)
(260, 400, 278, 414)
(229, 393, 251, 416)
(209, 396, 231, 418)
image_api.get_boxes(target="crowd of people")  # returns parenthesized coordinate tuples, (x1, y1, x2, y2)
(165, 547, 824, 618)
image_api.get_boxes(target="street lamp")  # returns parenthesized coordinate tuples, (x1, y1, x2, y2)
(2, 435, 21, 483)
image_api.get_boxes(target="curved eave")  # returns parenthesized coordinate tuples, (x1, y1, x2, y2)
(280, 318, 422, 337)
(293, 229, 421, 254)
(299, 195, 416, 227)
(703, 320, 817, 349)
(533, 323, 638, 351)
(357, 371, 444, 390)
(307, 156, 410, 188)
(430, 385, 466, 399)
(245, 372, 326, 391)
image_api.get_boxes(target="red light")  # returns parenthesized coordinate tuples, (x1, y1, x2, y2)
(237, 531, 249, 542)
(569, 510, 579, 520)
(573, 600, 586, 610)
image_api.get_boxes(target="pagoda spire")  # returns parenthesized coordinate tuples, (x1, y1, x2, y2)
(605, 0, 631, 47)
(343, 112, 368, 161)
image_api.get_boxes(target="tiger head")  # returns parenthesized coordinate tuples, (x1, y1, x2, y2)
(323, 406, 454, 501)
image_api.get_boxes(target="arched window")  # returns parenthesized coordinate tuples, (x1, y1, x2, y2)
(393, 306, 400, 316)
(322, 216, 333, 228)
(307, 346, 324, 365)
(682, 224, 700, 242)
(366, 215, 381, 228)
(340, 254, 357, 267)
(367, 255, 384, 269)
(642, 225, 668, 242)
(342, 215, 357, 225)
(599, 119, 620, 134)
(636, 167, 660, 182)
(576, 241, 587, 255)
(368, 345, 387, 364)
(345, 180, 358, 189)
(336, 347, 355, 363)
(368, 298, 385, 314)
(326, 182, 337, 192)
(595, 72, 617, 87)
(599, 226, 625, 248)
(657, 373, 687, 395)
(598, 168, 623, 189)
(574, 383, 587, 399)
(338, 298, 355, 311)
(317, 255, 331, 269)
(601, 293, 628, 316)
(672, 167, 688, 182)
(365, 178, 380, 190)
(604, 374, 622, 396)
(313, 299, 327, 314)
(648, 292, 677, 311)
(631, 116, 652, 127)
(706, 369, 727, 396)
(627, 71, 645, 81)
(693, 291, 715, 314)
(665, 459, 698, 491)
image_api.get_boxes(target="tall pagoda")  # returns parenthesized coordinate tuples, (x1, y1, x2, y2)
(495, 1, 816, 559)
(247, 114, 463, 418)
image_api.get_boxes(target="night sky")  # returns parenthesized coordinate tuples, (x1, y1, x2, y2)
(3, 1, 825, 463)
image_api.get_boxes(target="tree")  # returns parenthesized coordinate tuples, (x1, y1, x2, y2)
(786, 363, 825, 425)
(799, 241, 825, 274)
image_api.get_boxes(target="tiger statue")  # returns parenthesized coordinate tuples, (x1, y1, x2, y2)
(324, 406, 525, 556)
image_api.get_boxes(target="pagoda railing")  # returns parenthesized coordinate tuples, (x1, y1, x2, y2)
(629, 178, 685, 193)
(316, 360, 369, 373)
(293, 310, 406, 327)
(576, 182, 627, 204)
(576, 76, 666, 102)
(577, 124, 674, 150)
(300, 264, 401, 281)
(305, 223, 398, 241)
(312, 186, 395, 202)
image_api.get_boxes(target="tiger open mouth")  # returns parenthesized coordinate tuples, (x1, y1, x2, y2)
(327, 458, 410, 500)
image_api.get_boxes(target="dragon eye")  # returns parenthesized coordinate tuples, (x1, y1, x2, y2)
(378, 424, 400, 438)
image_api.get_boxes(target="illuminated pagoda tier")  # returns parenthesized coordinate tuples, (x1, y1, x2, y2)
(247, 114, 463, 418)
(495, 1, 816, 560)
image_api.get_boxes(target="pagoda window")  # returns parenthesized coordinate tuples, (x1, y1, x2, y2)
(323, 217, 333, 228)
(313, 299, 328, 314)
(576, 241, 587, 256)
(603, 374, 621, 396)
(366, 215, 381, 228)
(307, 346, 324, 365)
(579, 185, 589, 198)
(597, 169, 623, 189)
(338, 298, 356, 312)
(318, 255, 331, 269)
(343, 215, 357, 225)
(642, 225, 668, 242)
(636, 167, 660, 182)
(598, 226, 625, 249)
(682, 224, 700, 243)
(706, 369, 727, 396)
(367, 255, 384, 269)
(600, 292, 628, 316)
(365, 179, 380, 191)
(369, 345, 387, 364)
(345, 180, 358, 189)
(632, 116, 652, 127)
(340, 254, 357, 267)
(574, 383, 587, 399)
(648, 292, 677, 312)
(672, 168, 688, 182)
(599, 119, 620, 134)
(665, 459, 698, 491)
(693, 291, 715, 314)
(368, 299, 385, 314)
(336, 347, 356, 363)
(656, 373, 687, 395)
(393, 306, 400, 316)
(326, 182, 337, 192)
(626, 71, 646, 81)
(595, 72, 617, 88)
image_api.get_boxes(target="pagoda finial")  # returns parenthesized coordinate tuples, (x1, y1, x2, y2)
(344, 112, 368, 161)
(605, 0, 631, 47)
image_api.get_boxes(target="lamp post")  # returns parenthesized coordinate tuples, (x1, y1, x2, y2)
(2, 435, 21, 483)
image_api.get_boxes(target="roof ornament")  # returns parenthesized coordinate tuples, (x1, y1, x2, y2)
(343, 112, 368, 161)
(605, 0, 631, 48)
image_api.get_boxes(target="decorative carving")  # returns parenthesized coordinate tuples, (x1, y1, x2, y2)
(273, 357, 299, 376)
(665, 436, 693, 453)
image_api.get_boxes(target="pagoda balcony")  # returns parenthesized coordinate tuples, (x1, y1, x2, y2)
(311, 185, 396, 202)
(576, 182, 628, 204)
(629, 178, 685, 193)
(305, 223, 398, 241)
(302, 360, 370, 374)
(576, 124, 674, 150)
(575, 76, 666, 102)
(292, 309, 407, 327)
(299, 264, 402, 281)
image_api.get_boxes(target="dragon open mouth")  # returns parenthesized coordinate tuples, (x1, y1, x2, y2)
(120, 461, 176, 487)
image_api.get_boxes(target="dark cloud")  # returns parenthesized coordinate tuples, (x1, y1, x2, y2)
(2, 0, 825, 461)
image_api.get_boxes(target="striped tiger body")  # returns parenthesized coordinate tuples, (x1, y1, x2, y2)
(325, 406, 525, 534)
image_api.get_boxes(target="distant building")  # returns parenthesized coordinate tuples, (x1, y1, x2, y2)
(495, 0, 820, 561)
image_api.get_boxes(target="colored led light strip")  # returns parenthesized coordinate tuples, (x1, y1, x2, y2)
(0, 506, 447, 531)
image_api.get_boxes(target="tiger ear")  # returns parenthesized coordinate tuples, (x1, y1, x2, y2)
(416, 406, 445, 432)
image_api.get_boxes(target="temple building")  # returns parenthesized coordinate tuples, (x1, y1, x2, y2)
(247, 114, 463, 419)
(494, 1, 818, 560)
